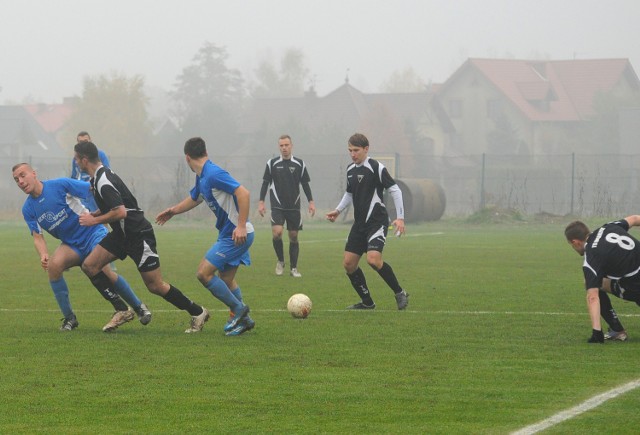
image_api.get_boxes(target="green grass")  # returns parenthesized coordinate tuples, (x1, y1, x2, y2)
(1, 218, 639, 434)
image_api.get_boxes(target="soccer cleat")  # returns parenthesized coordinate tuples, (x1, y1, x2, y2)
(346, 302, 376, 310)
(275, 261, 285, 276)
(135, 303, 152, 326)
(604, 328, 628, 341)
(225, 316, 255, 336)
(185, 307, 210, 333)
(290, 268, 302, 278)
(224, 305, 250, 332)
(60, 314, 79, 331)
(395, 290, 410, 310)
(102, 309, 135, 332)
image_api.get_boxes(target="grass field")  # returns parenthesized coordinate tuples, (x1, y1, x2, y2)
(1, 217, 640, 434)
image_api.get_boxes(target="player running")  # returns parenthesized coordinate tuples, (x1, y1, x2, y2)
(13, 163, 151, 331)
(326, 133, 409, 310)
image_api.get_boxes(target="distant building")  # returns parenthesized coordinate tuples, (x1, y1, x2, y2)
(436, 58, 640, 155)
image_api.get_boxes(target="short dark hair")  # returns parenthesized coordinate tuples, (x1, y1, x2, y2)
(184, 137, 208, 158)
(564, 221, 590, 241)
(74, 141, 100, 163)
(348, 133, 369, 148)
(77, 131, 90, 138)
(11, 162, 30, 173)
(279, 134, 292, 142)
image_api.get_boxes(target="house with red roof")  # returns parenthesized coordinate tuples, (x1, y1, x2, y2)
(436, 58, 640, 155)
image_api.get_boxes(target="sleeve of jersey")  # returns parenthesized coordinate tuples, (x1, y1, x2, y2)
(98, 183, 123, 209)
(387, 184, 405, 220)
(70, 159, 78, 179)
(99, 150, 111, 169)
(380, 167, 397, 188)
(63, 178, 91, 199)
(262, 161, 272, 182)
(211, 168, 240, 194)
(189, 175, 201, 201)
(22, 203, 41, 235)
(582, 255, 603, 290)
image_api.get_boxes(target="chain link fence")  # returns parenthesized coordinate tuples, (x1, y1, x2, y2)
(3, 153, 640, 220)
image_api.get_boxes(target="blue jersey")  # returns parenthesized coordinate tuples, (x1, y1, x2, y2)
(21, 178, 106, 246)
(71, 149, 110, 211)
(190, 160, 254, 239)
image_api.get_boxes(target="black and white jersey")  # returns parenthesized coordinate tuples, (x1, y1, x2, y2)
(91, 165, 152, 236)
(346, 157, 396, 226)
(260, 156, 312, 211)
(583, 219, 640, 290)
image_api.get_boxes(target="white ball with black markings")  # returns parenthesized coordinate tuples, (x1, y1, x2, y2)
(287, 293, 312, 319)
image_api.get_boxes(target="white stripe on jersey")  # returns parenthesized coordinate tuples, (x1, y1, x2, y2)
(65, 193, 89, 217)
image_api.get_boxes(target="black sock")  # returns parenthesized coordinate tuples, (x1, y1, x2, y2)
(89, 271, 128, 311)
(347, 268, 374, 306)
(273, 239, 284, 262)
(599, 290, 624, 331)
(163, 284, 203, 316)
(375, 262, 403, 294)
(289, 242, 299, 269)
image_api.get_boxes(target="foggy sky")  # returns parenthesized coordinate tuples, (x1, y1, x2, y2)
(1, 0, 639, 103)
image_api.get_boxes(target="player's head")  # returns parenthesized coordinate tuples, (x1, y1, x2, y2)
(77, 131, 91, 143)
(12, 163, 39, 196)
(278, 135, 293, 159)
(347, 133, 369, 165)
(74, 141, 100, 172)
(184, 137, 208, 159)
(565, 220, 590, 256)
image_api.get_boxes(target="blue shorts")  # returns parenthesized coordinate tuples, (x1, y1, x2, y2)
(65, 225, 108, 261)
(205, 232, 254, 272)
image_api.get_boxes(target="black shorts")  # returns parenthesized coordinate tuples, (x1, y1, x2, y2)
(345, 223, 387, 256)
(611, 279, 640, 302)
(99, 228, 161, 272)
(271, 208, 303, 231)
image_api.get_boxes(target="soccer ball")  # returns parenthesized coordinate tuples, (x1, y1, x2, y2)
(287, 293, 312, 319)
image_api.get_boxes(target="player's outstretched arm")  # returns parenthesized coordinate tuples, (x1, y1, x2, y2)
(156, 196, 201, 225)
(624, 215, 640, 228)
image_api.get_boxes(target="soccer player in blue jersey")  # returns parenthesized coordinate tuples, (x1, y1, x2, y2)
(12, 163, 151, 331)
(71, 131, 110, 212)
(155, 137, 255, 336)
(326, 133, 409, 310)
(565, 217, 640, 343)
(74, 141, 210, 334)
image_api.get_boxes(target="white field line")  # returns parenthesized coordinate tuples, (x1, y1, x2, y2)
(3, 308, 640, 317)
(511, 379, 640, 435)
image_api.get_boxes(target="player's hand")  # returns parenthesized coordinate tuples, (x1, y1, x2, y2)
(308, 201, 316, 218)
(40, 254, 49, 271)
(392, 219, 405, 237)
(258, 201, 266, 217)
(155, 208, 174, 225)
(326, 210, 339, 222)
(232, 226, 248, 245)
(587, 329, 605, 343)
(79, 213, 97, 227)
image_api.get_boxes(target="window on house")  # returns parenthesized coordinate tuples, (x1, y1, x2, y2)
(449, 100, 463, 118)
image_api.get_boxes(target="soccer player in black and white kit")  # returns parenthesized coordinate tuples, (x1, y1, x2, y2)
(74, 141, 210, 333)
(258, 135, 315, 278)
(326, 133, 409, 310)
(565, 216, 640, 343)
